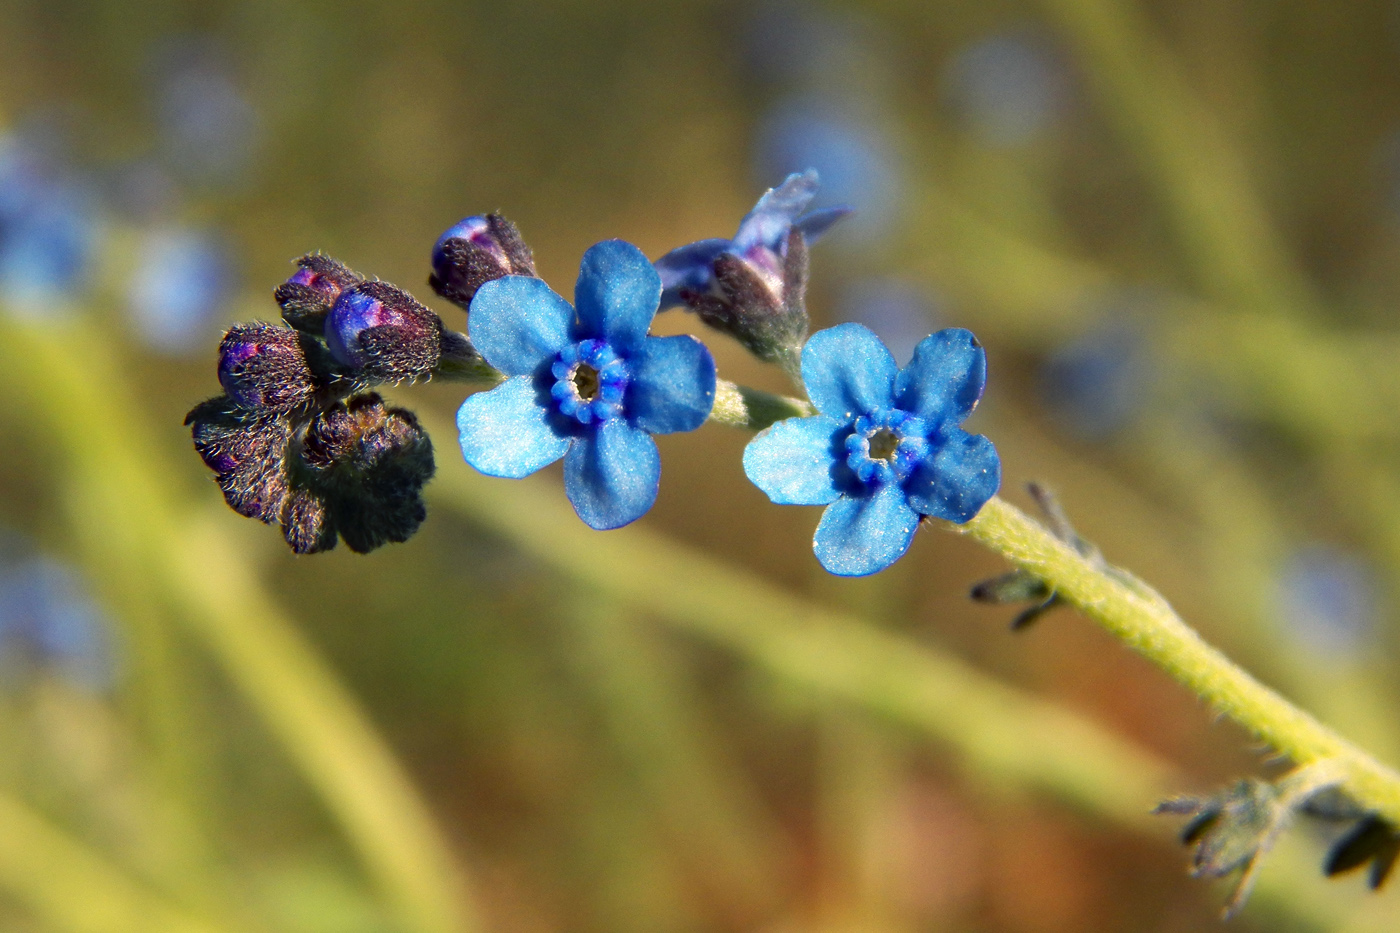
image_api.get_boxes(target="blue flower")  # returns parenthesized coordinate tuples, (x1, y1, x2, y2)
(744, 323, 1000, 575)
(457, 239, 717, 530)
(655, 168, 849, 311)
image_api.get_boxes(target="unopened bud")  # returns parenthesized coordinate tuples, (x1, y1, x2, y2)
(281, 486, 338, 554)
(217, 322, 320, 412)
(428, 213, 536, 309)
(185, 397, 292, 523)
(274, 254, 362, 333)
(300, 394, 435, 553)
(324, 282, 443, 382)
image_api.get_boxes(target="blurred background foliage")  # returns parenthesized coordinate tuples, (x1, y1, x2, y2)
(1, 0, 1400, 930)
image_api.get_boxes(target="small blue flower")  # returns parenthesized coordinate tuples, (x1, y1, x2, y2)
(654, 168, 849, 310)
(457, 239, 717, 530)
(744, 323, 1000, 575)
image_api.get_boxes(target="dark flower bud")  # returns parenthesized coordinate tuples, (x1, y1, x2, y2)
(301, 393, 435, 553)
(689, 227, 810, 364)
(324, 281, 443, 383)
(274, 253, 363, 333)
(185, 397, 292, 523)
(281, 486, 338, 555)
(428, 213, 536, 309)
(217, 322, 320, 412)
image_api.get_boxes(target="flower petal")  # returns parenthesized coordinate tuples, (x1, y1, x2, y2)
(468, 276, 574, 376)
(905, 428, 1000, 523)
(654, 238, 730, 309)
(801, 323, 898, 419)
(627, 335, 717, 434)
(563, 419, 661, 529)
(795, 206, 853, 245)
(574, 239, 661, 352)
(812, 483, 920, 576)
(457, 376, 569, 478)
(743, 415, 846, 506)
(894, 328, 987, 425)
(733, 169, 819, 253)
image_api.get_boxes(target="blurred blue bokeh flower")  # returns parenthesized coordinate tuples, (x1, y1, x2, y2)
(745, 324, 999, 575)
(1039, 320, 1153, 440)
(841, 278, 938, 366)
(754, 97, 900, 241)
(458, 240, 716, 530)
(150, 38, 260, 187)
(0, 542, 115, 690)
(1275, 544, 1379, 659)
(655, 168, 849, 310)
(127, 225, 232, 354)
(943, 31, 1068, 147)
(0, 133, 104, 316)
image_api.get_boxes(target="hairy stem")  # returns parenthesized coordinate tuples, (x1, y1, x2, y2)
(708, 380, 813, 431)
(945, 496, 1400, 824)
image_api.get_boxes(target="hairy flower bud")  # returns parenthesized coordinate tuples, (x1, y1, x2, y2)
(185, 396, 292, 523)
(428, 213, 536, 309)
(324, 281, 443, 382)
(274, 253, 362, 333)
(654, 170, 850, 365)
(217, 322, 320, 412)
(281, 486, 338, 554)
(302, 393, 435, 553)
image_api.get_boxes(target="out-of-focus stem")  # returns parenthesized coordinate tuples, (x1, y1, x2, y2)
(949, 497, 1400, 824)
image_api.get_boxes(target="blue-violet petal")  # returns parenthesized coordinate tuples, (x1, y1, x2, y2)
(812, 481, 920, 576)
(574, 239, 661, 352)
(743, 415, 846, 506)
(894, 328, 987, 425)
(654, 238, 729, 309)
(802, 323, 898, 420)
(733, 169, 819, 253)
(905, 428, 1000, 523)
(468, 276, 574, 376)
(627, 334, 717, 434)
(457, 377, 570, 479)
(563, 419, 661, 530)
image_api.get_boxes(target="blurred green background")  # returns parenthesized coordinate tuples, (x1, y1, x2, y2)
(2, 0, 1400, 930)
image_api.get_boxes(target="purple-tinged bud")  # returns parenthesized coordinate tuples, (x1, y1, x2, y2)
(324, 281, 443, 383)
(688, 227, 811, 365)
(428, 213, 536, 310)
(185, 396, 292, 523)
(217, 322, 321, 412)
(300, 393, 435, 553)
(274, 253, 363, 333)
(281, 486, 337, 554)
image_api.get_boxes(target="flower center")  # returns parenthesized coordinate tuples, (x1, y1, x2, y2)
(572, 363, 600, 400)
(550, 339, 628, 425)
(867, 427, 899, 462)
(845, 409, 931, 486)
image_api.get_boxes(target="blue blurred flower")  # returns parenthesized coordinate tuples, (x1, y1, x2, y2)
(1275, 545, 1379, 659)
(0, 134, 104, 316)
(126, 225, 232, 354)
(1039, 320, 1152, 440)
(754, 98, 900, 240)
(655, 169, 849, 309)
(457, 240, 717, 530)
(0, 547, 115, 690)
(841, 278, 938, 366)
(150, 38, 260, 187)
(943, 32, 1067, 147)
(745, 324, 1000, 575)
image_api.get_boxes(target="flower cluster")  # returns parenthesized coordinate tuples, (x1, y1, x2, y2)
(187, 252, 465, 553)
(188, 170, 1000, 571)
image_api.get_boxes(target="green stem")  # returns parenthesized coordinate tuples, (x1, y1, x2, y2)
(946, 497, 1400, 825)
(708, 380, 813, 430)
